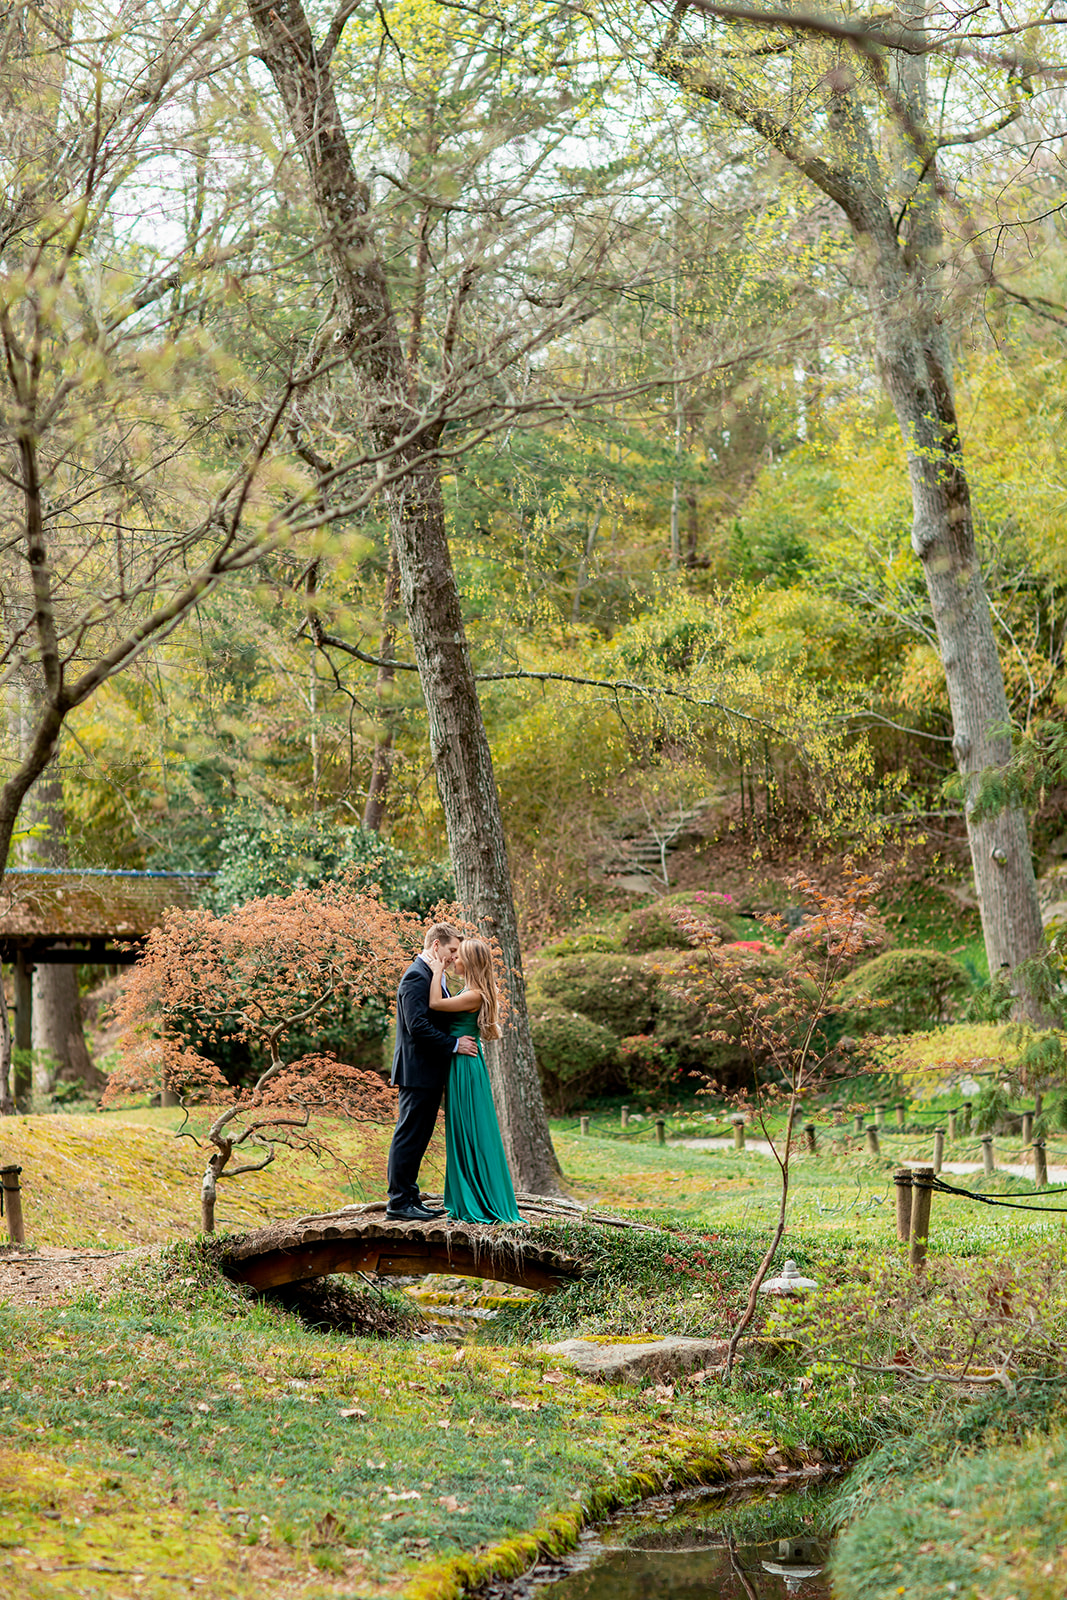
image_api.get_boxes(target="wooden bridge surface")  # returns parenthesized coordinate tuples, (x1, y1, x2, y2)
(221, 1201, 586, 1294)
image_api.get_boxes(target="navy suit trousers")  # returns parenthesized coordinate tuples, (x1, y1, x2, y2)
(387, 1083, 445, 1208)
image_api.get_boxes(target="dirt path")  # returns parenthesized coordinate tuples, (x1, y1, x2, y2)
(0, 1246, 146, 1307)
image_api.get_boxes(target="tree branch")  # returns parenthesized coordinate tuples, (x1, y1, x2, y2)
(312, 628, 769, 727)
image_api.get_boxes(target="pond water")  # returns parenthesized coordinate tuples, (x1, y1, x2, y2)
(487, 1482, 833, 1600)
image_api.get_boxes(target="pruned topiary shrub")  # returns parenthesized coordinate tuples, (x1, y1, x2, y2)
(835, 948, 972, 1034)
(528, 1001, 620, 1111)
(621, 891, 738, 954)
(618, 1033, 682, 1095)
(539, 929, 621, 957)
(529, 953, 657, 1037)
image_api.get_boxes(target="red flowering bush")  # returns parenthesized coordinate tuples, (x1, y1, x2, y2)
(105, 883, 421, 1229)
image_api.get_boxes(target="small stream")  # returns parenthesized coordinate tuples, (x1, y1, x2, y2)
(482, 1481, 834, 1600)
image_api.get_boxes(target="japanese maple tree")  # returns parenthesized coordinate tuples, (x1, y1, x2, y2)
(672, 866, 883, 1376)
(105, 884, 420, 1230)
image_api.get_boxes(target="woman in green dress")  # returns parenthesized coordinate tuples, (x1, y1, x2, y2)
(427, 938, 522, 1225)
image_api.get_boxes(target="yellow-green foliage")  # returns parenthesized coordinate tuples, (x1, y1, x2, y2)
(835, 949, 971, 1035)
(872, 1024, 1033, 1098)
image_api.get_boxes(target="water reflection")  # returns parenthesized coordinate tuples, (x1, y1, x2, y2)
(542, 1489, 831, 1600)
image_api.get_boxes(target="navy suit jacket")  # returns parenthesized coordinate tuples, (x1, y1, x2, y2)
(391, 956, 457, 1089)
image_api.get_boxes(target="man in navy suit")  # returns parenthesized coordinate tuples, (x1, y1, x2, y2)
(386, 922, 477, 1221)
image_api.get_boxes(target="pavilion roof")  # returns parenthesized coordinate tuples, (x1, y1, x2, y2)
(0, 869, 210, 946)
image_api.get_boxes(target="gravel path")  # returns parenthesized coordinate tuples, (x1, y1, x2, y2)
(0, 1245, 145, 1307)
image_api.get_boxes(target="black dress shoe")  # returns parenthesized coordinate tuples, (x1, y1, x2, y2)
(385, 1202, 440, 1222)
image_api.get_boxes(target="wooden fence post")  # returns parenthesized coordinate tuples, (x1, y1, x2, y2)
(853, 1112, 864, 1136)
(981, 1135, 995, 1177)
(947, 1109, 957, 1142)
(731, 1116, 746, 1150)
(804, 1122, 816, 1154)
(909, 1165, 935, 1270)
(1034, 1140, 1048, 1188)
(865, 1125, 880, 1156)
(620, 1105, 629, 1129)
(894, 1169, 912, 1243)
(655, 1118, 666, 1147)
(895, 1104, 906, 1131)
(933, 1128, 945, 1175)
(1, 1164, 25, 1246)
(580, 1115, 590, 1137)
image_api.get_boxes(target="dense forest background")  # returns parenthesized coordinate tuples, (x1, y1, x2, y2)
(3, 0, 1067, 1135)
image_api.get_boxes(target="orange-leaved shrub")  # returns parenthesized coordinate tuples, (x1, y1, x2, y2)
(105, 883, 421, 1230)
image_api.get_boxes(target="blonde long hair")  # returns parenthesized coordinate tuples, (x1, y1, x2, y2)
(460, 938, 501, 1040)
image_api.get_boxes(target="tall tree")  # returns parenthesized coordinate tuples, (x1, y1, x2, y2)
(242, 0, 679, 1190)
(652, 0, 1059, 1012)
(0, 1, 437, 1044)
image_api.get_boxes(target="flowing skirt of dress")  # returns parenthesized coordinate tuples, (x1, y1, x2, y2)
(444, 1042, 522, 1224)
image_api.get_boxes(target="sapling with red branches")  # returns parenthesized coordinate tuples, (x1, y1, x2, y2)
(671, 864, 883, 1378)
(105, 883, 421, 1230)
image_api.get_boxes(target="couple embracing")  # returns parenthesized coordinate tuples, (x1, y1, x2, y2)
(386, 921, 521, 1226)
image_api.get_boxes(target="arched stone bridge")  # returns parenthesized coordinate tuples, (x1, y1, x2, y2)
(221, 1199, 587, 1295)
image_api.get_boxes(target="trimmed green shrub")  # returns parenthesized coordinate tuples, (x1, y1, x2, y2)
(529, 953, 657, 1037)
(618, 1034, 682, 1096)
(620, 891, 738, 954)
(528, 1001, 620, 1111)
(835, 948, 971, 1034)
(652, 945, 803, 1089)
(539, 930, 621, 957)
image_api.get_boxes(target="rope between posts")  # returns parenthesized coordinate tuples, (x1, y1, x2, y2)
(925, 1174, 1067, 1212)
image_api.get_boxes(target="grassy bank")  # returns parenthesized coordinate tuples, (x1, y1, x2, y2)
(3, 1107, 1066, 1597)
(0, 1234, 899, 1600)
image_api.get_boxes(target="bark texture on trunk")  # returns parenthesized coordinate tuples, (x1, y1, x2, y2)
(660, 25, 1047, 1010)
(362, 544, 400, 832)
(0, 968, 13, 1115)
(32, 963, 95, 1092)
(19, 755, 102, 1091)
(246, 0, 560, 1191)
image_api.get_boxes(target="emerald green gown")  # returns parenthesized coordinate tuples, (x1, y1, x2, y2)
(444, 1012, 522, 1224)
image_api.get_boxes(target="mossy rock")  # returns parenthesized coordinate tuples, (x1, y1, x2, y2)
(835, 947, 971, 1035)
(620, 892, 737, 955)
(528, 1000, 620, 1111)
(530, 952, 657, 1037)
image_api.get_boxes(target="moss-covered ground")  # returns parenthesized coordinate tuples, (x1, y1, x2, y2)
(2, 1104, 1066, 1598)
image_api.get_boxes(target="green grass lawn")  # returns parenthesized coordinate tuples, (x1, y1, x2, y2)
(3, 1103, 1066, 1598)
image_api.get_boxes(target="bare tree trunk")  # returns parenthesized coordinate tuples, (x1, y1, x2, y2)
(18, 753, 101, 1092)
(571, 507, 602, 623)
(0, 967, 13, 1115)
(658, 21, 1048, 1014)
(363, 544, 400, 832)
(684, 487, 700, 567)
(247, 0, 561, 1192)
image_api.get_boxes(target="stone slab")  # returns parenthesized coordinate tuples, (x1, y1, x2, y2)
(539, 1335, 729, 1384)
